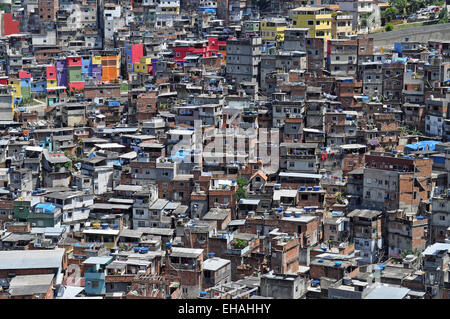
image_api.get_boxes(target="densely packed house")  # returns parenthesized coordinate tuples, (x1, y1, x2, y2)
(0, 0, 448, 300)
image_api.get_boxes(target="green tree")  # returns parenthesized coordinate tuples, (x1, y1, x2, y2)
(438, 8, 448, 24)
(382, 7, 399, 22)
(64, 161, 72, 169)
(231, 238, 248, 250)
(385, 23, 394, 31)
(235, 177, 249, 202)
(391, 0, 408, 14)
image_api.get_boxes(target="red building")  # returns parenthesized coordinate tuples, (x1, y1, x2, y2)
(3, 14, 20, 36)
(66, 56, 83, 67)
(174, 44, 207, 63)
(131, 44, 144, 63)
(19, 71, 31, 79)
(68, 82, 85, 91)
(46, 66, 57, 80)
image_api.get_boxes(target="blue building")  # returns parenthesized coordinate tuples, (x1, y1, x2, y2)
(31, 79, 47, 94)
(83, 256, 113, 295)
(82, 56, 92, 81)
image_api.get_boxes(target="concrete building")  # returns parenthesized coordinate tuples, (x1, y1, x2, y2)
(260, 272, 307, 299)
(226, 37, 262, 84)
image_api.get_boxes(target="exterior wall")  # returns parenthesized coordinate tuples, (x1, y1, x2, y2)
(363, 168, 399, 210)
(260, 275, 306, 299)
(431, 197, 450, 243)
(271, 237, 300, 274)
(425, 115, 444, 137)
(292, 10, 332, 40)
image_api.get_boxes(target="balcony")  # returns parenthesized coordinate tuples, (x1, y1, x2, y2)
(226, 245, 250, 256)
(286, 153, 316, 159)
(330, 49, 356, 55)
(402, 89, 423, 95)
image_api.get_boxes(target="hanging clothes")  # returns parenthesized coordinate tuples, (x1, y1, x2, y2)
(321, 152, 328, 162)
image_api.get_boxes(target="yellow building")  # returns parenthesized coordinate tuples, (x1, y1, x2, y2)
(46, 79, 57, 89)
(8, 79, 21, 98)
(260, 19, 288, 42)
(134, 56, 152, 73)
(332, 13, 354, 39)
(92, 56, 102, 65)
(291, 6, 333, 41)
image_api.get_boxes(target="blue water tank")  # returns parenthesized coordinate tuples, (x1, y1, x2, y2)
(208, 252, 215, 258)
(313, 186, 320, 191)
(284, 212, 292, 217)
(134, 247, 140, 253)
(200, 291, 207, 297)
(334, 261, 343, 267)
(140, 248, 149, 254)
(101, 224, 108, 229)
(166, 242, 172, 248)
(300, 186, 306, 191)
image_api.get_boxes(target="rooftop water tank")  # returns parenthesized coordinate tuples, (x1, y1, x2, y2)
(343, 277, 352, 285)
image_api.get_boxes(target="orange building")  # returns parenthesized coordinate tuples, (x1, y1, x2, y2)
(101, 55, 120, 82)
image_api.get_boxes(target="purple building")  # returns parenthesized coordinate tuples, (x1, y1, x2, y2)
(56, 59, 67, 87)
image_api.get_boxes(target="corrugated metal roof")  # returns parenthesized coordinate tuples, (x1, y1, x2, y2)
(0, 248, 65, 270)
(9, 274, 55, 296)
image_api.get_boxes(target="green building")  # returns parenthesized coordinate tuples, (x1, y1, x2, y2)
(14, 200, 62, 227)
